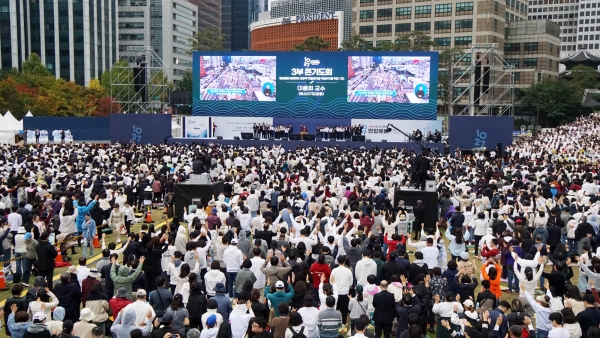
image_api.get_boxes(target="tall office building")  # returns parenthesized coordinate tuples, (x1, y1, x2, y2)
(353, 0, 560, 88)
(0, 0, 117, 86)
(196, 0, 222, 31)
(117, 0, 198, 83)
(221, 0, 264, 50)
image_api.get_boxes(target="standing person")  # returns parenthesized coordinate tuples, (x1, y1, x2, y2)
(108, 204, 125, 243)
(576, 294, 600, 338)
(22, 232, 38, 287)
(230, 299, 255, 338)
(223, 238, 244, 298)
(81, 214, 96, 259)
(110, 255, 144, 300)
(13, 227, 27, 284)
(317, 296, 343, 338)
(330, 256, 354, 332)
(53, 272, 82, 323)
(35, 233, 57, 291)
(372, 281, 396, 338)
(141, 234, 169, 293)
(149, 276, 173, 319)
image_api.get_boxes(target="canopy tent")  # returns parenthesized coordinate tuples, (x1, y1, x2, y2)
(0, 111, 22, 131)
(25, 111, 33, 117)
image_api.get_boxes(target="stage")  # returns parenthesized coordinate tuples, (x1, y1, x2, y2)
(167, 138, 443, 152)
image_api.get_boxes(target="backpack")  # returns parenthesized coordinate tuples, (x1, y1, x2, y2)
(290, 326, 306, 338)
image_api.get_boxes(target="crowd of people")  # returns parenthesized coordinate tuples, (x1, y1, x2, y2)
(315, 125, 364, 141)
(253, 124, 294, 140)
(1, 113, 600, 338)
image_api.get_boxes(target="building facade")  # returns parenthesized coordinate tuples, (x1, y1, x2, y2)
(195, 0, 221, 32)
(527, 0, 582, 60)
(221, 0, 264, 50)
(353, 0, 560, 88)
(0, 0, 117, 86)
(250, 11, 344, 50)
(117, 0, 197, 83)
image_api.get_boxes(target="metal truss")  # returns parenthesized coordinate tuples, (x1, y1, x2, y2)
(110, 46, 170, 114)
(450, 44, 515, 116)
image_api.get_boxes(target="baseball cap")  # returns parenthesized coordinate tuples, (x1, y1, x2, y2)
(24, 233, 32, 241)
(231, 238, 238, 244)
(460, 251, 470, 261)
(33, 312, 46, 322)
(275, 281, 284, 288)
(160, 312, 174, 323)
(463, 299, 474, 308)
(206, 314, 217, 327)
(136, 289, 147, 297)
(67, 266, 79, 274)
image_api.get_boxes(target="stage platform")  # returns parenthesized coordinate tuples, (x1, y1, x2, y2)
(167, 138, 443, 152)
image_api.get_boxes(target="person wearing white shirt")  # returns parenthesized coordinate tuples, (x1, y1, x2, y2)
(237, 208, 252, 234)
(330, 259, 354, 330)
(355, 252, 378, 287)
(432, 293, 464, 318)
(223, 238, 244, 298)
(548, 311, 571, 338)
(249, 250, 266, 299)
(230, 299, 254, 338)
(247, 192, 259, 218)
(297, 299, 320, 338)
(420, 238, 440, 269)
(123, 289, 156, 326)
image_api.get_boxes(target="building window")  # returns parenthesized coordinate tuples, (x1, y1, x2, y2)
(524, 42, 538, 52)
(454, 36, 472, 45)
(434, 37, 451, 46)
(376, 40, 391, 47)
(173, 24, 195, 36)
(414, 21, 431, 32)
(119, 22, 145, 29)
(359, 25, 374, 37)
(504, 42, 520, 53)
(456, 2, 474, 14)
(173, 46, 188, 55)
(119, 34, 145, 41)
(130, 0, 146, 5)
(377, 0, 393, 4)
(415, 5, 432, 17)
(455, 19, 473, 31)
(434, 20, 451, 33)
(435, 4, 452, 16)
(360, 10, 374, 21)
(506, 58, 520, 67)
(514, 72, 520, 81)
(173, 3, 196, 16)
(523, 58, 537, 67)
(377, 24, 393, 36)
(173, 35, 192, 46)
(118, 11, 144, 17)
(495, 1, 499, 11)
(360, 0, 374, 6)
(396, 6, 411, 18)
(173, 13, 195, 27)
(395, 23, 411, 34)
(377, 8, 393, 20)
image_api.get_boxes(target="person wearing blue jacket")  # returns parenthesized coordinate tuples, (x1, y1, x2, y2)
(81, 213, 97, 259)
(73, 196, 98, 234)
(7, 305, 31, 338)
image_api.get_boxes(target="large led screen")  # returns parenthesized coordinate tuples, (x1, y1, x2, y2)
(193, 51, 438, 120)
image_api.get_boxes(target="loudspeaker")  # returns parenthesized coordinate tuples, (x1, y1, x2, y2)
(352, 135, 365, 142)
(289, 134, 301, 141)
(422, 147, 431, 155)
(217, 136, 223, 140)
(382, 139, 387, 143)
(241, 133, 254, 140)
(268, 137, 274, 140)
(366, 139, 371, 142)
(304, 134, 315, 141)
(425, 180, 436, 192)
(281, 137, 288, 141)
(233, 136, 240, 140)
(254, 137, 260, 140)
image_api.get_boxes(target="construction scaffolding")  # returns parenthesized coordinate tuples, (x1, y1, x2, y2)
(110, 46, 170, 114)
(450, 44, 515, 116)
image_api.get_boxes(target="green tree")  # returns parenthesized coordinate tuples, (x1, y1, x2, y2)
(395, 31, 436, 51)
(517, 79, 583, 123)
(176, 69, 193, 92)
(101, 60, 136, 106)
(292, 35, 331, 51)
(340, 35, 371, 51)
(189, 28, 227, 51)
(147, 69, 174, 103)
(438, 47, 466, 116)
(21, 53, 52, 77)
(569, 64, 600, 92)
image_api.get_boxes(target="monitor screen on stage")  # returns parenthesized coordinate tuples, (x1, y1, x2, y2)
(193, 51, 438, 120)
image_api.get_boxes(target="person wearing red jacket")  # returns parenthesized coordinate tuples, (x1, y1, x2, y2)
(360, 211, 375, 233)
(309, 255, 331, 289)
(481, 238, 500, 260)
(383, 233, 406, 260)
(109, 287, 132, 318)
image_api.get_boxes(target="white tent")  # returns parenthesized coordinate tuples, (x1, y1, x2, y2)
(0, 111, 21, 131)
(25, 111, 33, 117)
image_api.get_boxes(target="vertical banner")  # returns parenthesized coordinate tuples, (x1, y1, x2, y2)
(351, 119, 442, 142)
(184, 116, 210, 138)
(212, 116, 273, 139)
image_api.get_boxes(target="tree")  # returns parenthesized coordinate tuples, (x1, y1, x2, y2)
(340, 35, 371, 51)
(101, 60, 136, 104)
(438, 47, 466, 116)
(189, 28, 227, 51)
(176, 70, 193, 92)
(517, 79, 583, 123)
(395, 31, 436, 51)
(88, 78, 105, 93)
(292, 35, 331, 51)
(21, 53, 52, 78)
(147, 70, 174, 103)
